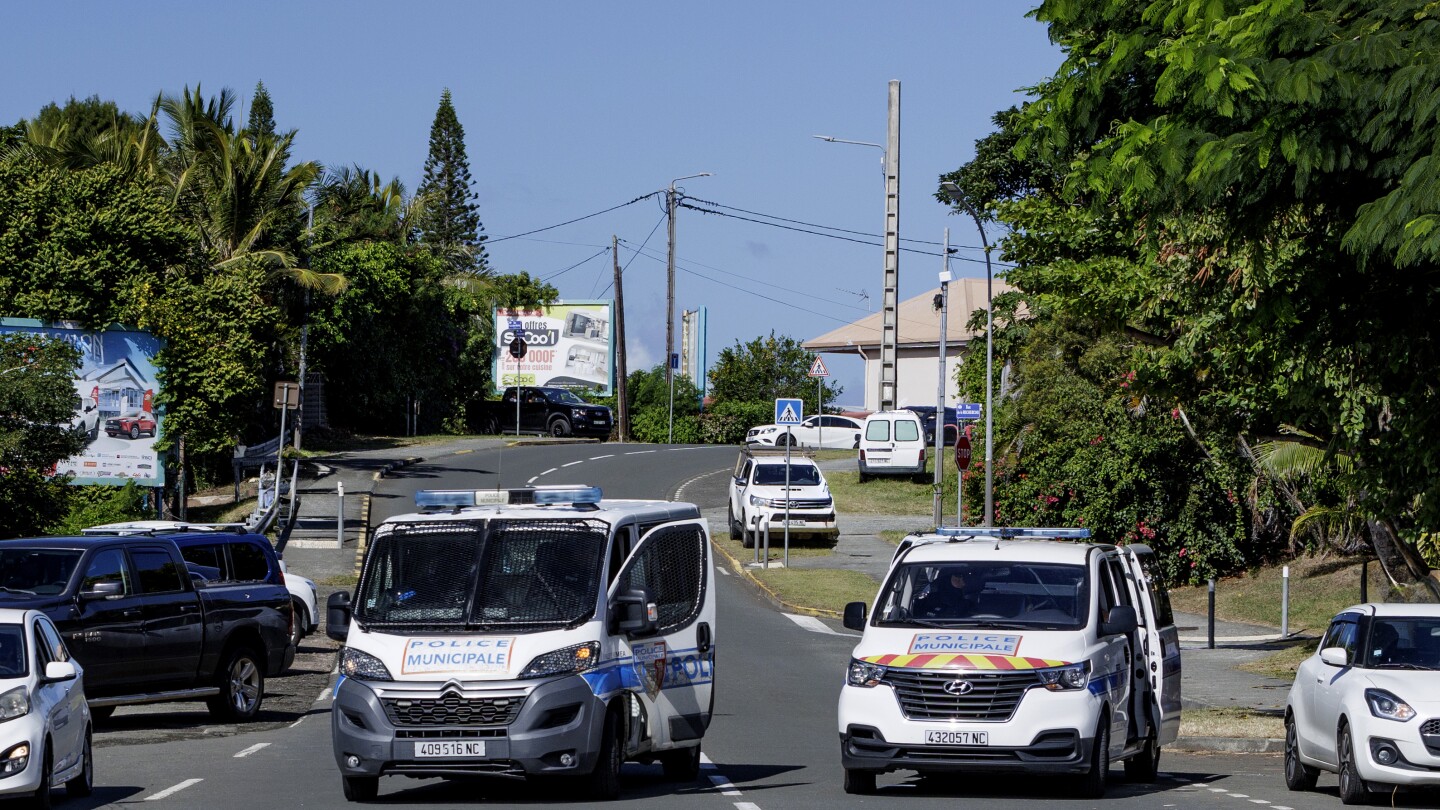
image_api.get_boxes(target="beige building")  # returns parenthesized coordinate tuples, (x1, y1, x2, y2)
(803, 278, 1011, 412)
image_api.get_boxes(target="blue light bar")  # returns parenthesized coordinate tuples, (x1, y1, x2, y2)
(414, 486, 604, 509)
(933, 527, 1091, 540)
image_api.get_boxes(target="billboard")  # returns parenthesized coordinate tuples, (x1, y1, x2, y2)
(0, 319, 164, 487)
(494, 301, 615, 395)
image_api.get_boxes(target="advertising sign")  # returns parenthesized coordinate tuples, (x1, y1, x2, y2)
(0, 319, 165, 486)
(493, 301, 615, 395)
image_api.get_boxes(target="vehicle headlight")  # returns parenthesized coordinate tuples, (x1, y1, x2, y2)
(847, 660, 887, 688)
(339, 648, 393, 682)
(1037, 662, 1090, 691)
(750, 495, 767, 507)
(1365, 688, 1416, 722)
(572, 408, 586, 419)
(0, 687, 28, 722)
(0, 743, 28, 775)
(519, 642, 600, 679)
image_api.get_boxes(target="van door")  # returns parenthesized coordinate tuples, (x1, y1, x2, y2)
(609, 519, 714, 751)
(1120, 547, 1182, 745)
(1095, 556, 1134, 751)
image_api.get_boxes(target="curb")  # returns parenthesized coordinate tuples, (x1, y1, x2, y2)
(1171, 736, 1283, 754)
(376, 456, 425, 479)
(507, 438, 603, 447)
(709, 537, 840, 619)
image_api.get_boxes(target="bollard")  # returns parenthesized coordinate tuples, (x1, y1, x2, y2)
(762, 522, 771, 570)
(1207, 578, 1216, 650)
(1281, 565, 1290, 638)
(1361, 559, 1369, 603)
(336, 481, 345, 549)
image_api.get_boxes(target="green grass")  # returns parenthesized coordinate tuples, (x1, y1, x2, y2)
(303, 433, 470, 454)
(828, 460, 962, 517)
(1239, 641, 1315, 681)
(749, 568, 882, 615)
(1180, 707, 1283, 739)
(1169, 554, 1393, 635)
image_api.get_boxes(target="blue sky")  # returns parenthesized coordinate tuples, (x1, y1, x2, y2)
(4, 2, 1061, 407)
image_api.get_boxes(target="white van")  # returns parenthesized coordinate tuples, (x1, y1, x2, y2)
(858, 410, 927, 481)
(837, 527, 1181, 797)
(327, 486, 716, 802)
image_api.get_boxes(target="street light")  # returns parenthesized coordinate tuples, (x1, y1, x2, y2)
(940, 180, 995, 527)
(812, 135, 886, 176)
(666, 172, 711, 444)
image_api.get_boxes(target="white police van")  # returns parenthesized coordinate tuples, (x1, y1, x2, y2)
(326, 486, 716, 802)
(838, 527, 1181, 797)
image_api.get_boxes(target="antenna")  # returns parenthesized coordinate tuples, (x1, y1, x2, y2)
(838, 288, 871, 311)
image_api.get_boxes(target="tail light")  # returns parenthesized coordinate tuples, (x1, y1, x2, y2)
(920, 448, 926, 465)
(859, 450, 866, 462)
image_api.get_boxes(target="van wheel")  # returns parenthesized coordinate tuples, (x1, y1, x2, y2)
(66, 726, 93, 797)
(1076, 718, 1110, 799)
(727, 505, 741, 540)
(858, 471, 871, 483)
(1123, 735, 1159, 782)
(341, 775, 379, 802)
(843, 768, 876, 795)
(207, 645, 264, 721)
(550, 418, 572, 438)
(659, 745, 701, 782)
(583, 710, 623, 800)
(1337, 722, 1373, 805)
(1284, 714, 1318, 791)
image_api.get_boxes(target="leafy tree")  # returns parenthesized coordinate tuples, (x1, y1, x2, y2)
(624, 364, 702, 443)
(414, 89, 488, 274)
(247, 81, 275, 139)
(0, 334, 88, 537)
(708, 332, 840, 412)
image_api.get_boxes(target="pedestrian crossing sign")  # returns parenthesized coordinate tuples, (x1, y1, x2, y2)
(775, 398, 803, 426)
(807, 356, 829, 378)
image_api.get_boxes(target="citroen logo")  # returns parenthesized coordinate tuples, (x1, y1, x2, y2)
(943, 679, 974, 696)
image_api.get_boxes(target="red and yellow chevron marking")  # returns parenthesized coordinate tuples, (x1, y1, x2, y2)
(860, 653, 1069, 670)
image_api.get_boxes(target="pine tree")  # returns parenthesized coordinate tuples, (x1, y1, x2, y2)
(247, 81, 275, 138)
(415, 89, 488, 274)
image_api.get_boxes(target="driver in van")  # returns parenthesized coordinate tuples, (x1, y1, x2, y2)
(915, 566, 985, 618)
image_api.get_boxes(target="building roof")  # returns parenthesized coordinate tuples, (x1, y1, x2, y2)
(803, 277, 1013, 353)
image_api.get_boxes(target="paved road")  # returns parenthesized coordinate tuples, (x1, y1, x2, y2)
(73, 443, 1438, 808)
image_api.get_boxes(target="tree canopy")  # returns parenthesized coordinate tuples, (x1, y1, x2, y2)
(415, 89, 487, 275)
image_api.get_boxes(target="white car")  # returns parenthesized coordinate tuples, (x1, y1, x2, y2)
(278, 560, 319, 647)
(1284, 603, 1440, 804)
(726, 449, 838, 548)
(745, 415, 864, 450)
(0, 609, 93, 805)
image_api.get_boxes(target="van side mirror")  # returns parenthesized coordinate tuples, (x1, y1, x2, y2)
(80, 581, 124, 600)
(327, 591, 352, 642)
(843, 601, 868, 631)
(1101, 605, 1138, 636)
(1320, 647, 1349, 667)
(44, 661, 77, 682)
(612, 589, 657, 637)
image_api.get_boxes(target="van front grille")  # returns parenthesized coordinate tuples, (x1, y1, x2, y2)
(382, 692, 522, 727)
(880, 669, 1040, 721)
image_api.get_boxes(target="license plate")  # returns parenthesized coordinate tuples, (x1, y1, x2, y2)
(783, 520, 808, 526)
(924, 730, 988, 746)
(414, 741, 486, 758)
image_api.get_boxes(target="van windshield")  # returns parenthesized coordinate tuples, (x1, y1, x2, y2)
(874, 561, 1089, 630)
(753, 464, 822, 486)
(355, 519, 610, 632)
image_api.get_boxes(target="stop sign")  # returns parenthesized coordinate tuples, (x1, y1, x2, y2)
(508, 337, 528, 359)
(955, 435, 972, 470)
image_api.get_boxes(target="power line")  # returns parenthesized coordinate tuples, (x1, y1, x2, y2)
(487, 191, 660, 244)
(540, 247, 610, 283)
(595, 213, 666, 298)
(684, 196, 984, 251)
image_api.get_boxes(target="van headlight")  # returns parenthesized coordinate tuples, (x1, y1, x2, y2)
(1366, 689, 1416, 722)
(0, 687, 29, 722)
(1037, 662, 1090, 691)
(847, 660, 887, 688)
(339, 648, 393, 682)
(519, 642, 600, 679)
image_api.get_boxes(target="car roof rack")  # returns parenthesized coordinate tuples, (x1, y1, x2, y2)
(742, 446, 816, 459)
(415, 486, 603, 512)
(82, 520, 247, 536)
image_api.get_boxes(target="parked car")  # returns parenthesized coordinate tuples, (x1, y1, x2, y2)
(746, 414, 864, 450)
(902, 405, 958, 447)
(476, 386, 612, 438)
(858, 410, 927, 481)
(727, 448, 838, 548)
(1284, 603, 1440, 803)
(0, 534, 293, 722)
(104, 410, 156, 440)
(0, 608, 92, 805)
(68, 394, 99, 443)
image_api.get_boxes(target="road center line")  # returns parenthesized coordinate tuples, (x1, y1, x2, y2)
(234, 743, 269, 758)
(734, 803, 762, 810)
(144, 778, 203, 801)
(589, 454, 614, 460)
(700, 753, 744, 797)
(527, 476, 539, 484)
(625, 450, 656, 455)
(562, 460, 585, 467)
(540, 467, 558, 475)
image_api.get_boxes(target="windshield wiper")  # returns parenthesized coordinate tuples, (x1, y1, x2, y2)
(1371, 663, 1440, 670)
(0, 587, 36, 596)
(954, 620, 1032, 631)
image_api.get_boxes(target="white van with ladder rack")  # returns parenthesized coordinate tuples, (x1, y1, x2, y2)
(838, 526, 1181, 798)
(326, 486, 716, 802)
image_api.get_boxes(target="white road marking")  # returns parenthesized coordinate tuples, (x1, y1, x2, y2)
(234, 743, 269, 758)
(589, 454, 614, 460)
(717, 567, 731, 576)
(316, 687, 331, 702)
(625, 450, 657, 455)
(708, 774, 742, 796)
(734, 803, 762, 810)
(1209, 787, 1229, 792)
(562, 460, 584, 467)
(144, 778, 203, 801)
(1249, 800, 1270, 805)
(540, 467, 558, 476)
(1230, 794, 1249, 798)
(527, 476, 539, 484)
(783, 613, 852, 636)
(289, 716, 306, 728)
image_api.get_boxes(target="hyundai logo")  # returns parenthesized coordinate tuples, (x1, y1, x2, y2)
(943, 679, 974, 696)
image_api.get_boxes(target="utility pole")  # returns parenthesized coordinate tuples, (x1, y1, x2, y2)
(664, 173, 711, 389)
(933, 229, 951, 527)
(881, 79, 901, 412)
(612, 236, 629, 441)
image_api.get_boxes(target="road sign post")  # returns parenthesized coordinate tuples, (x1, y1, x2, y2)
(807, 356, 829, 448)
(955, 435, 972, 525)
(774, 398, 803, 569)
(510, 328, 527, 437)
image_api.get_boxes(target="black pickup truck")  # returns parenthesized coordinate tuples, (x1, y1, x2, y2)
(479, 385, 612, 438)
(0, 534, 293, 721)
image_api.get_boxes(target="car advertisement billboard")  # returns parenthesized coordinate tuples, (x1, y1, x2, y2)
(493, 301, 614, 395)
(0, 319, 164, 487)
